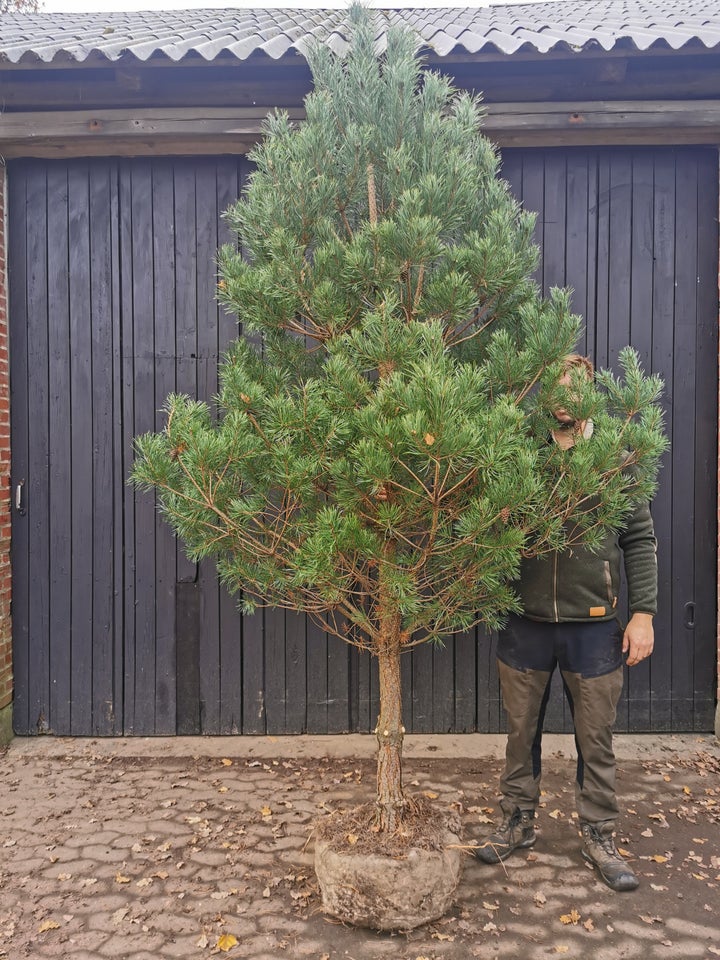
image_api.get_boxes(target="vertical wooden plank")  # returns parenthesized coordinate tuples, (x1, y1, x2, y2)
(263, 607, 286, 734)
(119, 161, 138, 734)
(411, 638, 433, 732)
(607, 152, 633, 366)
(306, 619, 329, 734)
(499, 149, 523, 202)
(233, 157, 267, 736)
(195, 160, 222, 734)
(285, 611, 307, 733)
(432, 640, 455, 733)
(26, 164, 51, 734)
(219, 583, 243, 734)
(176, 581, 201, 734)
(649, 152, 676, 731)
(519, 151, 545, 290)
(7, 162, 30, 734)
(216, 158, 244, 734)
(327, 633, 351, 733)
(151, 159, 178, 735)
(583, 155, 599, 362)
(565, 151, 591, 356)
(110, 160, 124, 736)
(173, 160, 201, 733)
(453, 628, 477, 732)
(671, 152, 699, 732)
(623, 151, 656, 732)
(594, 153, 612, 369)
(242, 610, 266, 734)
(128, 160, 158, 735)
(46, 164, 72, 735)
(477, 628, 500, 733)
(353, 642, 371, 733)
(90, 162, 118, 735)
(542, 150, 567, 292)
(68, 163, 94, 735)
(692, 149, 719, 731)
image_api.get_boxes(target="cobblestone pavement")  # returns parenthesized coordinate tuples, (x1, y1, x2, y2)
(0, 734, 719, 960)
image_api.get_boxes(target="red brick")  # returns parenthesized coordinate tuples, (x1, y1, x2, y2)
(0, 169, 11, 713)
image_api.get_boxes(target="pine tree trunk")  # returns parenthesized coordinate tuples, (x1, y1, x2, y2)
(375, 611, 406, 833)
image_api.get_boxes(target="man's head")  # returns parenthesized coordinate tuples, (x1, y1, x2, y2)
(553, 353, 594, 426)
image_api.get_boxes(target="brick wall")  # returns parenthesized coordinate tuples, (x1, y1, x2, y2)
(0, 164, 12, 717)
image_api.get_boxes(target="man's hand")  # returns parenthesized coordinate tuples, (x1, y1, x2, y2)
(623, 613, 654, 666)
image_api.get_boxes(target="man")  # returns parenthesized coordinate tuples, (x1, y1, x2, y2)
(475, 354, 657, 893)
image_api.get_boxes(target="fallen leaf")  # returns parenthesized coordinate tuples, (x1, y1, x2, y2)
(262, 886, 271, 898)
(431, 932, 455, 941)
(221, 758, 233, 767)
(57, 873, 72, 881)
(346, 834, 358, 846)
(424, 433, 436, 446)
(640, 829, 654, 838)
(554, 948, 569, 954)
(650, 855, 668, 863)
(708, 947, 720, 957)
(549, 809, 562, 820)
(650, 884, 668, 891)
(482, 922, 497, 932)
(640, 915, 663, 925)
(217, 934, 238, 952)
(534, 893, 547, 906)
(526, 852, 538, 862)
(560, 910, 581, 925)
(111, 908, 128, 926)
(583, 918, 595, 931)
(483, 901, 499, 911)
(196, 932, 209, 949)
(682, 786, 692, 795)
(618, 848, 632, 857)
(136, 877, 153, 889)
(423, 791, 439, 800)
(115, 874, 131, 884)
(38, 920, 60, 933)
(661, 941, 673, 947)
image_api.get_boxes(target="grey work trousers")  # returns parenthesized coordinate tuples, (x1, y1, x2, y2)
(497, 615, 625, 826)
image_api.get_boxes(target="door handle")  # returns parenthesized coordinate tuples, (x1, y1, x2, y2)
(15, 480, 25, 516)
(683, 601, 695, 629)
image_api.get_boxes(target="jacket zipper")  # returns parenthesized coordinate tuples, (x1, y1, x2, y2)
(553, 553, 559, 621)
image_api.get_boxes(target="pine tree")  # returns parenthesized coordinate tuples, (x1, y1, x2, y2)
(133, 6, 667, 833)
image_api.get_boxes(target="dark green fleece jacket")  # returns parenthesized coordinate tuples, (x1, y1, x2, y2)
(516, 484, 658, 624)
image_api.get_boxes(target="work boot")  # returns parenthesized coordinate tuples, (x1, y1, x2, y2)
(581, 821, 639, 891)
(474, 808, 536, 863)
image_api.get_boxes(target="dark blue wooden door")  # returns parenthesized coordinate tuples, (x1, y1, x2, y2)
(8, 148, 718, 735)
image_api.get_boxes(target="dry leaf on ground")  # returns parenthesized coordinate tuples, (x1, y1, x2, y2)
(217, 934, 238, 952)
(560, 910, 581, 925)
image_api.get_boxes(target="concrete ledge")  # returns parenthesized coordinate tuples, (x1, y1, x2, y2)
(6, 731, 719, 762)
(0, 702, 13, 747)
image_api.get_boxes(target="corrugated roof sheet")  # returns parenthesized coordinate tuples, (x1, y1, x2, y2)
(0, 1, 718, 66)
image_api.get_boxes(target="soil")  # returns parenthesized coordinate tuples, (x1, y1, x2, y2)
(315, 795, 460, 857)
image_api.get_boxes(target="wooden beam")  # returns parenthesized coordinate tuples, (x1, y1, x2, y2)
(2, 101, 720, 157)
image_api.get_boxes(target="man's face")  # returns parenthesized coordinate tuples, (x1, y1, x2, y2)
(552, 370, 579, 425)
